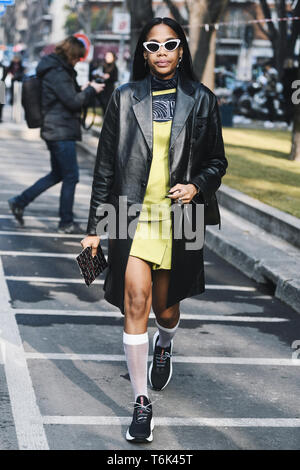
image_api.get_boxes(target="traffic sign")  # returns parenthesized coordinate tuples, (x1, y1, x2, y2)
(0, 1, 15, 5)
(112, 12, 130, 35)
(0, 5, 6, 16)
(74, 33, 91, 62)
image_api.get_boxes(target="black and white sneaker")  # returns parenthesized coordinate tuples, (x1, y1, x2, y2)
(8, 197, 25, 226)
(57, 222, 86, 234)
(149, 330, 173, 391)
(126, 395, 154, 443)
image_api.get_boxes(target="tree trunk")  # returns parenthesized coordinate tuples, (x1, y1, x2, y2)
(258, 0, 300, 81)
(188, 0, 229, 83)
(201, 29, 216, 89)
(126, 0, 153, 58)
(290, 66, 300, 161)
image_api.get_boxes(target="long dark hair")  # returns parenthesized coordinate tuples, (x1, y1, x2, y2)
(55, 36, 86, 65)
(132, 17, 197, 82)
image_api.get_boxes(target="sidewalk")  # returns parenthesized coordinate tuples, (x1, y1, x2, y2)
(78, 129, 300, 316)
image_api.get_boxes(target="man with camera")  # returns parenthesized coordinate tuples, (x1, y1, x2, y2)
(8, 36, 104, 234)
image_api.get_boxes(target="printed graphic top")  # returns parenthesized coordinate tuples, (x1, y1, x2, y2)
(139, 72, 178, 222)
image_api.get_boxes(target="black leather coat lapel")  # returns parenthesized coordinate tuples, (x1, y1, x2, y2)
(132, 75, 153, 153)
(170, 72, 195, 149)
(132, 71, 196, 154)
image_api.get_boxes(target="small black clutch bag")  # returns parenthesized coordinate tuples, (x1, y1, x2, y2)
(76, 245, 108, 286)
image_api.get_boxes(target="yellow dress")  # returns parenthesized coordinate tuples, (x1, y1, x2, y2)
(129, 88, 176, 270)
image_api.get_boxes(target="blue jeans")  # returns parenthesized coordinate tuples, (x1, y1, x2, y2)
(15, 140, 79, 226)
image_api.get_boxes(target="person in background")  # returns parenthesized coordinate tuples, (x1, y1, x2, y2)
(7, 55, 25, 105)
(0, 59, 7, 122)
(8, 36, 104, 234)
(97, 51, 119, 114)
(282, 58, 298, 126)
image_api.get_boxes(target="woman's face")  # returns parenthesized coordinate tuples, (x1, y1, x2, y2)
(143, 23, 183, 80)
(105, 52, 115, 64)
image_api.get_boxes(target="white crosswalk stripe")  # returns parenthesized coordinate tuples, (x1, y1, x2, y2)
(42, 416, 300, 427)
(24, 352, 300, 366)
(13, 308, 288, 323)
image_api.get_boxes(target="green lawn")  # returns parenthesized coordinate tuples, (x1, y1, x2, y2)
(222, 128, 300, 219)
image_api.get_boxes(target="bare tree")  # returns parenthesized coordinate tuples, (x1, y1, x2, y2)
(291, 65, 300, 161)
(162, 0, 189, 32)
(163, 0, 229, 88)
(126, 0, 154, 57)
(252, 0, 300, 160)
(249, 0, 300, 79)
(67, 0, 93, 37)
(188, 0, 229, 83)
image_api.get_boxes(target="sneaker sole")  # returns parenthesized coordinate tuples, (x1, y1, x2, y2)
(126, 418, 154, 443)
(148, 331, 173, 391)
(8, 201, 24, 226)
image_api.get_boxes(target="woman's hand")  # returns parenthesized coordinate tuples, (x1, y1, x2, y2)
(167, 183, 198, 204)
(81, 82, 91, 91)
(80, 235, 101, 258)
(90, 81, 106, 94)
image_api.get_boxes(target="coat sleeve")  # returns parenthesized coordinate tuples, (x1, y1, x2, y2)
(45, 67, 96, 112)
(86, 87, 120, 235)
(188, 93, 228, 204)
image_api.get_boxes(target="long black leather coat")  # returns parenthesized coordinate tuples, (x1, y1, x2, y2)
(87, 70, 228, 314)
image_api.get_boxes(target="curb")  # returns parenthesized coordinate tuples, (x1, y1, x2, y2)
(205, 213, 300, 315)
(218, 185, 300, 249)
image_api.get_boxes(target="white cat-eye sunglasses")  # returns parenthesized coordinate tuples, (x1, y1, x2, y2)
(143, 39, 181, 53)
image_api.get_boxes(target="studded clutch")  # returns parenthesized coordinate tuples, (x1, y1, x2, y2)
(76, 245, 108, 286)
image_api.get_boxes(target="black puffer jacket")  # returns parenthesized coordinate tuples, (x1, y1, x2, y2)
(36, 53, 96, 141)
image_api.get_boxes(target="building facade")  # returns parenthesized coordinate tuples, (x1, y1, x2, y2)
(0, 0, 287, 72)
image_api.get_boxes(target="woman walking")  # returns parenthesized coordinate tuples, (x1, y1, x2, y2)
(98, 51, 119, 114)
(8, 36, 104, 233)
(82, 17, 228, 443)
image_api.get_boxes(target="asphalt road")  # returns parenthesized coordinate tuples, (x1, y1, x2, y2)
(0, 132, 300, 451)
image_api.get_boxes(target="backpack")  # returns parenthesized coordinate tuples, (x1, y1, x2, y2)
(21, 73, 95, 131)
(21, 75, 43, 128)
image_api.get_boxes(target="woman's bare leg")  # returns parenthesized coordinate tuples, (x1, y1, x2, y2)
(152, 269, 180, 328)
(124, 255, 153, 334)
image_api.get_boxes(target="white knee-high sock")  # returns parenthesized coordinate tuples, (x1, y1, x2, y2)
(123, 331, 149, 401)
(155, 319, 180, 348)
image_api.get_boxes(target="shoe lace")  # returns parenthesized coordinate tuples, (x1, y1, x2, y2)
(154, 348, 172, 368)
(129, 401, 152, 423)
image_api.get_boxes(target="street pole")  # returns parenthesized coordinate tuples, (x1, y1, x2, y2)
(83, 0, 91, 38)
(70, 0, 91, 37)
(118, 0, 127, 84)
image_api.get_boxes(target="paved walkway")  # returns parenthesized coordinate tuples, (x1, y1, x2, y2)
(0, 114, 300, 450)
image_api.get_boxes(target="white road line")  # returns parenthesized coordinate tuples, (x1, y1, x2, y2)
(0, 202, 88, 210)
(0, 171, 92, 181)
(0, 215, 87, 222)
(206, 285, 257, 291)
(24, 352, 300, 366)
(5, 276, 105, 284)
(0, 231, 90, 239)
(42, 416, 300, 427)
(0, 251, 106, 259)
(13, 309, 288, 323)
(5, 277, 254, 291)
(236, 295, 273, 300)
(0, 258, 49, 450)
(0, 190, 91, 199)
